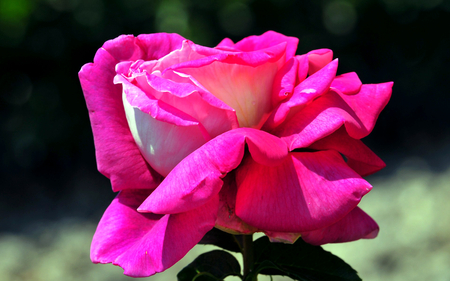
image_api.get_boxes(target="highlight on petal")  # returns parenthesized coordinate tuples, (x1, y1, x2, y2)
(91, 189, 219, 277)
(274, 82, 393, 150)
(235, 150, 372, 233)
(263, 59, 338, 131)
(309, 126, 386, 176)
(301, 207, 379, 245)
(79, 42, 162, 192)
(138, 128, 288, 215)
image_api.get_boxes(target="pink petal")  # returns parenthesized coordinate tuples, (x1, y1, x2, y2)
(330, 72, 362, 95)
(295, 49, 334, 83)
(336, 82, 393, 139)
(100, 35, 144, 62)
(233, 30, 299, 60)
(91, 189, 219, 277)
(275, 82, 393, 150)
(136, 33, 185, 61)
(235, 150, 372, 232)
(79, 42, 162, 192)
(171, 43, 288, 128)
(138, 128, 288, 214)
(140, 70, 239, 137)
(263, 59, 338, 131)
(307, 49, 334, 75)
(118, 75, 210, 177)
(309, 126, 386, 176)
(216, 37, 235, 49)
(301, 207, 379, 245)
(138, 40, 206, 73)
(216, 173, 259, 234)
(271, 57, 299, 106)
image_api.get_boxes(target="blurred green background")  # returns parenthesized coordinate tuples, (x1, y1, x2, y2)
(1, 0, 449, 280)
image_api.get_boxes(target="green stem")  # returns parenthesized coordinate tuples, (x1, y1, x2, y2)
(243, 234, 255, 280)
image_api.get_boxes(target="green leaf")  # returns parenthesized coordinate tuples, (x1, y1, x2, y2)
(177, 250, 242, 281)
(249, 236, 362, 281)
(198, 227, 243, 252)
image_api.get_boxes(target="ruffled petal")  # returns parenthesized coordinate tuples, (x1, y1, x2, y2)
(296, 49, 334, 83)
(79, 38, 162, 191)
(134, 69, 239, 137)
(301, 207, 379, 245)
(138, 128, 289, 214)
(263, 59, 338, 131)
(274, 82, 393, 150)
(309, 126, 386, 176)
(306, 49, 334, 76)
(118, 74, 209, 177)
(235, 150, 372, 232)
(271, 57, 298, 106)
(91, 189, 219, 277)
(136, 33, 185, 61)
(330, 72, 362, 95)
(170, 43, 288, 128)
(233, 30, 299, 60)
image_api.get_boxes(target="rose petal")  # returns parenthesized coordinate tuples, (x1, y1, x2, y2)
(330, 72, 362, 95)
(136, 33, 185, 61)
(301, 207, 379, 245)
(233, 30, 299, 60)
(91, 189, 219, 277)
(275, 82, 393, 150)
(309, 126, 386, 176)
(235, 150, 372, 232)
(142, 70, 239, 137)
(263, 59, 338, 131)
(307, 49, 334, 75)
(171, 43, 287, 128)
(216, 37, 236, 49)
(120, 79, 210, 177)
(79, 40, 163, 191)
(295, 49, 333, 83)
(138, 128, 288, 214)
(271, 57, 299, 105)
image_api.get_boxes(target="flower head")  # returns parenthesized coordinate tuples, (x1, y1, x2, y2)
(79, 31, 392, 277)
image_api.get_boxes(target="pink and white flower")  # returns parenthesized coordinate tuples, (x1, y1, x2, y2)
(79, 31, 392, 277)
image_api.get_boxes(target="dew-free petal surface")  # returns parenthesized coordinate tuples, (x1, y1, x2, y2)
(139, 128, 288, 214)
(275, 82, 393, 150)
(301, 207, 379, 245)
(91, 189, 218, 277)
(235, 150, 372, 232)
(309, 126, 386, 176)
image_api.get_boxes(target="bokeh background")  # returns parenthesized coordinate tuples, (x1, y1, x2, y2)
(1, 0, 449, 280)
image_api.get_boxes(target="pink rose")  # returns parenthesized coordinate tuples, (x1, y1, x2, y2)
(79, 31, 392, 277)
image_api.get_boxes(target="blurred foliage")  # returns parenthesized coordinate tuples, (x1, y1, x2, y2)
(1, 0, 449, 233)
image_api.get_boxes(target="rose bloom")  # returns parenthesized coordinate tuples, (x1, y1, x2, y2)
(79, 31, 392, 277)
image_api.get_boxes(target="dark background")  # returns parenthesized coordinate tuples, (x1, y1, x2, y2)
(1, 0, 449, 246)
